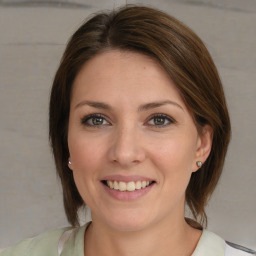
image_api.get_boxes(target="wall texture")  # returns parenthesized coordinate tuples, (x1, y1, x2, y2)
(0, 0, 255, 250)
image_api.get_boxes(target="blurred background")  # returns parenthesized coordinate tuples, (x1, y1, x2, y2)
(0, 0, 255, 250)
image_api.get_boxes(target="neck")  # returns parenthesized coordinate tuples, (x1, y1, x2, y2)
(84, 215, 202, 256)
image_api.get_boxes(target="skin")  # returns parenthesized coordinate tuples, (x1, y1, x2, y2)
(68, 50, 212, 256)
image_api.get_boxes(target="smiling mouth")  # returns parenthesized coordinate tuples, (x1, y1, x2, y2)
(102, 180, 156, 192)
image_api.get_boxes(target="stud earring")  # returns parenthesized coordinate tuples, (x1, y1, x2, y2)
(196, 161, 203, 168)
(68, 160, 72, 165)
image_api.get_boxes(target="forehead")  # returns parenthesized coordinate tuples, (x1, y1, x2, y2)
(74, 50, 169, 84)
(71, 50, 186, 110)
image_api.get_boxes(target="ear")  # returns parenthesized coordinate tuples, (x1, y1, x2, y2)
(192, 125, 213, 172)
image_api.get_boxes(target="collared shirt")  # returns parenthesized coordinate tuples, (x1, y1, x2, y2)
(1, 222, 255, 255)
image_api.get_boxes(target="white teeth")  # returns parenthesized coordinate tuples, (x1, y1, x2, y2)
(141, 181, 147, 188)
(105, 180, 153, 192)
(107, 180, 114, 189)
(114, 181, 119, 190)
(135, 181, 142, 190)
(127, 181, 136, 192)
(119, 182, 126, 191)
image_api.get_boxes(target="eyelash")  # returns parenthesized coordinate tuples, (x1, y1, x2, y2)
(147, 114, 175, 128)
(81, 114, 108, 129)
(81, 113, 175, 129)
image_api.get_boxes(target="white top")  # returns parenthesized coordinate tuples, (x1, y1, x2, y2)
(57, 225, 255, 256)
(225, 243, 256, 256)
(190, 229, 255, 256)
(1, 223, 255, 255)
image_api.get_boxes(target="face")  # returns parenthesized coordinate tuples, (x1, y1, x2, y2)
(68, 50, 211, 231)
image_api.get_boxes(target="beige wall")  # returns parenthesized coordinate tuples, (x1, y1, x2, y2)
(0, 0, 255, 250)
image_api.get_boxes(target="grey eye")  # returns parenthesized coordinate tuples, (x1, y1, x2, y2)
(89, 117, 105, 125)
(81, 114, 109, 127)
(153, 117, 168, 125)
(147, 114, 174, 127)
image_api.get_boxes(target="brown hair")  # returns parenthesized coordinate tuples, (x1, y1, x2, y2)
(49, 5, 231, 227)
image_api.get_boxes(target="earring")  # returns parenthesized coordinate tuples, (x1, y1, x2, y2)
(68, 160, 72, 165)
(196, 161, 203, 168)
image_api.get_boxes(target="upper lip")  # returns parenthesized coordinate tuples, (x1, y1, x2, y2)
(101, 175, 155, 182)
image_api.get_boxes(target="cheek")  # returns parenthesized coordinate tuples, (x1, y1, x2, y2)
(68, 137, 104, 204)
(152, 138, 196, 171)
(68, 136, 105, 203)
(69, 133, 104, 172)
(150, 136, 197, 194)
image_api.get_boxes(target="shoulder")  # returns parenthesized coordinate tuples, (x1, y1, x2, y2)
(225, 241, 256, 256)
(192, 230, 226, 255)
(192, 230, 256, 256)
(0, 227, 72, 256)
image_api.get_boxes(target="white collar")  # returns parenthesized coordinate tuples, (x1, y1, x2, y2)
(192, 229, 225, 256)
(59, 224, 226, 256)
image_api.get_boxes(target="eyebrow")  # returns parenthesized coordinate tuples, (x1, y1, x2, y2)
(75, 100, 184, 112)
(75, 101, 110, 110)
(138, 100, 183, 112)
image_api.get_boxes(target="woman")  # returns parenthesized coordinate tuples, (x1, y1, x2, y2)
(1, 5, 255, 256)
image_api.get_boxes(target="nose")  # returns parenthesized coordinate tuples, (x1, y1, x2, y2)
(107, 125, 146, 168)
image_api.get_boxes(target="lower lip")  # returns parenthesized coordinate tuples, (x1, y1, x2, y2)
(102, 182, 155, 201)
